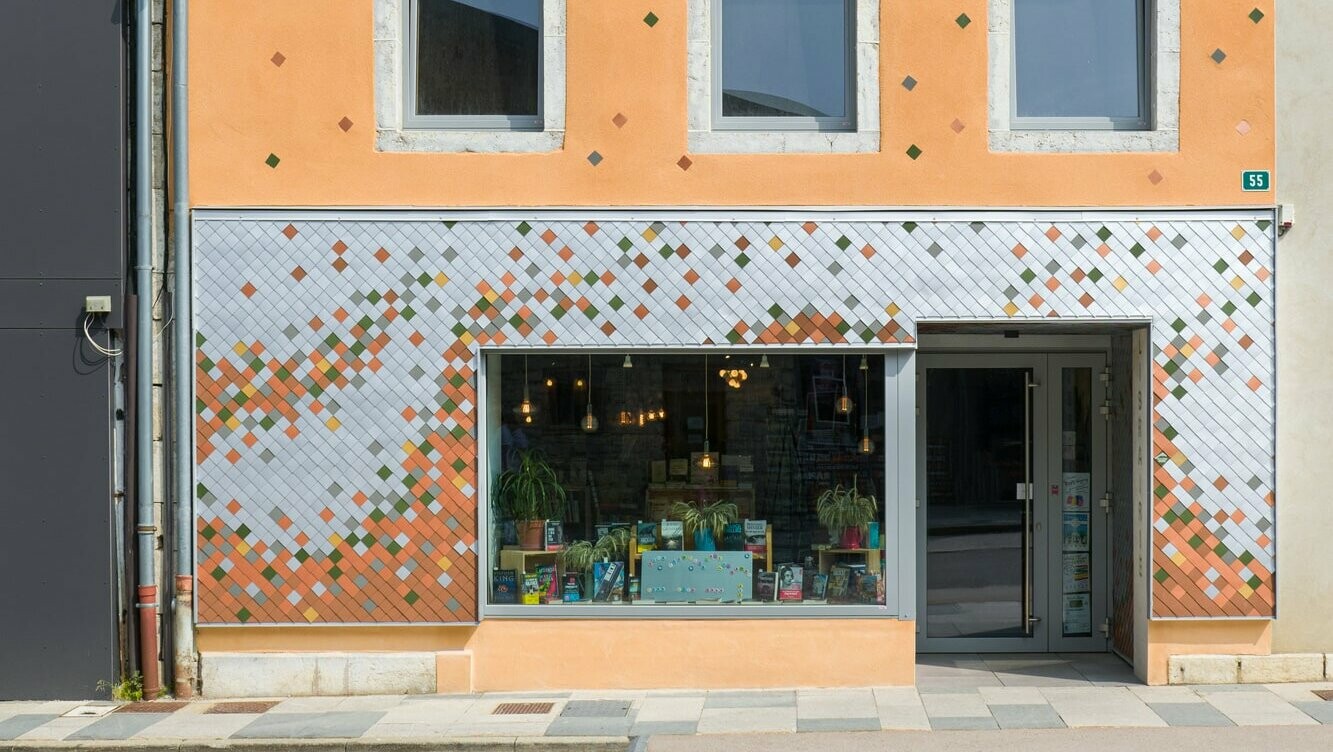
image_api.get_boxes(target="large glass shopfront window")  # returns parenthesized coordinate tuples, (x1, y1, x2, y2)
(486, 351, 887, 608)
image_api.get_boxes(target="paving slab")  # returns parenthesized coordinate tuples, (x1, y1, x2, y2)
(929, 715, 1000, 730)
(14, 716, 99, 741)
(1291, 702, 1333, 724)
(796, 690, 876, 719)
(559, 700, 632, 718)
(630, 720, 698, 737)
(230, 711, 384, 739)
(1204, 691, 1320, 726)
(546, 715, 636, 736)
(1148, 703, 1235, 727)
(877, 705, 931, 730)
(635, 697, 705, 723)
(1042, 687, 1167, 727)
(990, 704, 1066, 729)
(1130, 686, 1208, 704)
(702, 691, 796, 709)
(796, 717, 881, 733)
(0, 715, 59, 741)
(696, 707, 796, 734)
(979, 686, 1048, 705)
(920, 692, 991, 718)
(65, 713, 167, 740)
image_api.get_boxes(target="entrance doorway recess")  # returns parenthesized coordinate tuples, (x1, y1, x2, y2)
(917, 353, 1108, 653)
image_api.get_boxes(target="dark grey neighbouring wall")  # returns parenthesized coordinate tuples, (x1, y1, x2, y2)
(0, 1, 126, 699)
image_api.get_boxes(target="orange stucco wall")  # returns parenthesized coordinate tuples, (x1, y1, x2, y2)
(198, 619, 917, 690)
(188, 1, 1275, 208)
(1145, 620, 1272, 685)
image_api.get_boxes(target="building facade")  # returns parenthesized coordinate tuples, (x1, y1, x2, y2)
(185, 0, 1284, 691)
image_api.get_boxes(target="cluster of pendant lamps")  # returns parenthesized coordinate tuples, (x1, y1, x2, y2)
(514, 353, 876, 455)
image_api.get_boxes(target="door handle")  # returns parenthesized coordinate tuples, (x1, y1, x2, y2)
(1023, 371, 1034, 636)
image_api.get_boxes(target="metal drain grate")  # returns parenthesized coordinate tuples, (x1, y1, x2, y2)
(1315, 690, 1333, 701)
(205, 701, 280, 714)
(116, 701, 188, 713)
(492, 702, 555, 715)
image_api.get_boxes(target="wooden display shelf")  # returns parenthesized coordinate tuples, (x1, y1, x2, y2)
(498, 547, 563, 576)
(816, 548, 883, 575)
(628, 524, 772, 579)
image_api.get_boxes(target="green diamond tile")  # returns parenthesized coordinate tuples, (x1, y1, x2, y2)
(1154, 568, 1169, 583)
(617, 236, 633, 252)
(1020, 268, 1037, 283)
(1096, 226, 1112, 241)
(404, 590, 420, 605)
(835, 235, 851, 250)
(644, 12, 659, 27)
(1214, 259, 1229, 273)
(906, 144, 922, 160)
(955, 13, 971, 28)
(265, 153, 280, 168)
(1249, 8, 1264, 23)
(1246, 292, 1262, 306)
(1172, 385, 1188, 399)
(294, 549, 309, 563)
(516, 221, 532, 235)
(735, 253, 750, 268)
(237, 607, 251, 622)
(1221, 301, 1237, 315)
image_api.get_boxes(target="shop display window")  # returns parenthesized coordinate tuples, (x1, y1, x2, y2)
(486, 351, 887, 608)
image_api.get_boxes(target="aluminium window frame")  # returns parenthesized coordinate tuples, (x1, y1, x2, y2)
(710, 0, 857, 133)
(476, 347, 916, 620)
(402, 0, 545, 131)
(1008, 0, 1153, 132)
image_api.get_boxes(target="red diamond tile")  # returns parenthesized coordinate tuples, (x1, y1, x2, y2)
(802, 222, 818, 234)
(338, 117, 353, 132)
(271, 51, 286, 67)
(676, 295, 691, 310)
(557, 246, 574, 262)
(735, 236, 750, 250)
(683, 269, 700, 284)
(332, 240, 347, 254)
(612, 113, 628, 128)
(583, 222, 599, 235)
(241, 282, 257, 298)
(1012, 243, 1027, 258)
(374, 247, 391, 263)
(633, 304, 649, 319)
(725, 278, 741, 293)
(677, 155, 693, 171)
(540, 229, 557, 244)
(642, 279, 658, 293)
(1079, 292, 1095, 308)
(291, 266, 307, 281)
(282, 224, 299, 240)
(332, 258, 348, 272)
(1148, 170, 1164, 185)
(950, 118, 966, 134)
(785, 252, 800, 267)
(861, 244, 875, 259)
(508, 247, 523, 261)
(1045, 226, 1061, 241)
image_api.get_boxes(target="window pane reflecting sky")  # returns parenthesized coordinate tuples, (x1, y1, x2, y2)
(1014, 0, 1142, 119)
(721, 0, 848, 118)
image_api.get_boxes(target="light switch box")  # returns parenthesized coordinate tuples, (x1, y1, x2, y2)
(84, 295, 113, 314)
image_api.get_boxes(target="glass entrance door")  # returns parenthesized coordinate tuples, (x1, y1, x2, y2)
(917, 353, 1107, 653)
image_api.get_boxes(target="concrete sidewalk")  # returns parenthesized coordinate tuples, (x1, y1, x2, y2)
(4, 677, 1333, 751)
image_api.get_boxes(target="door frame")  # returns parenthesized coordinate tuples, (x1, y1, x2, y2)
(915, 351, 1109, 653)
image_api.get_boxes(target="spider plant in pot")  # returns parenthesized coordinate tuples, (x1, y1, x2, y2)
(816, 476, 878, 549)
(561, 527, 633, 600)
(668, 500, 739, 551)
(495, 450, 566, 550)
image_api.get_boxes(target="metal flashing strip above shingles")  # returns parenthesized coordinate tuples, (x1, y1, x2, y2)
(192, 213, 1276, 624)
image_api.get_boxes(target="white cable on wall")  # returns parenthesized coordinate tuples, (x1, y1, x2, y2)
(83, 312, 124, 357)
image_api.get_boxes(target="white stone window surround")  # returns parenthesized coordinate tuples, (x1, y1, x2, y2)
(374, 0, 566, 153)
(687, 0, 881, 154)
(989, 0, 1179, 153)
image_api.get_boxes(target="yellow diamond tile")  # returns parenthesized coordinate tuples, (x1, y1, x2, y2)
(1171, 451, 1188, 466)
(784, 321, 801, 335)
(225, 416, 241, 430)
(1181, 344, 1195, 358)
(1231, 276, 1245, 290)
(1239, 585, 1253, 598)
(303, 607, 319, 622)
(1231, 225, 1246, 240)
(1113, 276, 1128, 291)
(886, 303, 901, 317)
(434, 272, 449, 286)
(233, 342, 248, 356)
(460, 331, 475, 345)
(483, 290, 499, 303)
(568, 272, 583, 285)
(242, 384, 258, 397)
(236, 541, 251, 556)
(1171, 551, 1186, 566)
(437, 556, 453, 571)
(642, 227, 658, 242)
(768, 237, 784, 251)
(452, 475, 468, 490)
(1003, 302, 1020, 316)
(402, 440, 416, 454)
(325, 417, 341, 431)
(328, 533, 343, 547)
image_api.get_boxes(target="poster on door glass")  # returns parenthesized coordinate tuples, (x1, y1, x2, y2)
(1062, 512, 1090, 552)
(1062, 552, 1090, 594)
(1063, 593, 1092, 636)
(1062, 473, 1091, 512)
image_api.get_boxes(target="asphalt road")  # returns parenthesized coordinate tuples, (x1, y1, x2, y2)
(644, 726, 1333, 751)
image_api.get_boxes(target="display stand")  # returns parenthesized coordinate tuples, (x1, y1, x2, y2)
(628, 524, 772, 580)
(498, 548, 562, 578)
(816, 548, 882, 575)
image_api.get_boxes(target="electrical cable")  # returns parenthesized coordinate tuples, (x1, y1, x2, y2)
(83, 312, 124, 357)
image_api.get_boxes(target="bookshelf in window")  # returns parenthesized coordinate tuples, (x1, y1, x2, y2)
(627, 523, 772, 580)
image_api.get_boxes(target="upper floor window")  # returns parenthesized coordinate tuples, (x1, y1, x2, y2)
(1011, 0, 1149, 130)
(713, 0, 855, 132)
(405, 0, 543, 130)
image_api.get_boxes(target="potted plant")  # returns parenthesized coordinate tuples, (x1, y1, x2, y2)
(668, 500, 739, 551)
(561, 527, 633, 601)
(816, 476, 878, 549)
(495, 450, 566, 549)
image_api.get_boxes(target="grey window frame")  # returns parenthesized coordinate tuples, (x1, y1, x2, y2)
(1009, 0, 1153, 132)
(402, 0, 545, 131)
(711, 0, 857, 133)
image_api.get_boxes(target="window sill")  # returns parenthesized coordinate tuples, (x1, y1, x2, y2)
(687, 130, 880, 154)
(376, 128, 564, 154)
(484, 604, 899, 619)
(989, 128, 1179, 154)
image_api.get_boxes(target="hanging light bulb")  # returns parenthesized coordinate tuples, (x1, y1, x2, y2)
(835, 355, 855, 416)
(696, 354, 717, 470)
(545, 377, 555, 388)
(859, 355, 875, 455)
(514, 355, 536, 420)
(759, 354, 770, 368)
(581, 354, 599, 433)
(623, 354, 633, 368)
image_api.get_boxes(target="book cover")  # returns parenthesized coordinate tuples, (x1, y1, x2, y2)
(856, 573, 879, 603)
(721, 522, 744, 551)
(543, 520, 564, 552)
(521, 572, 541, 605)
(492, 569, 518, 604)
(777, 564, 803, 601)
(636, 521, 657, 554)
(628, 575, 640, 601)
(826, 565, 851, 601)
(755, 571, 777, 602)
(810, 573, 829, 600)
(536, 564, 558, 603)
(562, 572, 582, 602)
(660, 520, 684, 551)
(593, 560, 625, 602)
(743, 520, 767, 554)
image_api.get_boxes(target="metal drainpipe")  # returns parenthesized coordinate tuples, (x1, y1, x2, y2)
(133, 0, 161, 700)
(170, 0, 197, 699)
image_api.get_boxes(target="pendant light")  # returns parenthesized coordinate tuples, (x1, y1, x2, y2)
(859, 354, 875, 455)
(623, 354, 633, 369)
(515, 355, 535, 424)
(759, 354, 770, 368)
(835, 355, 855, 416)
(698, 354, 715, 469)
(581, 354, 599, 433)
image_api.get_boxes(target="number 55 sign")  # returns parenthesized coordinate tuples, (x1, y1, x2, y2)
(1242, 170, 1271, 192)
